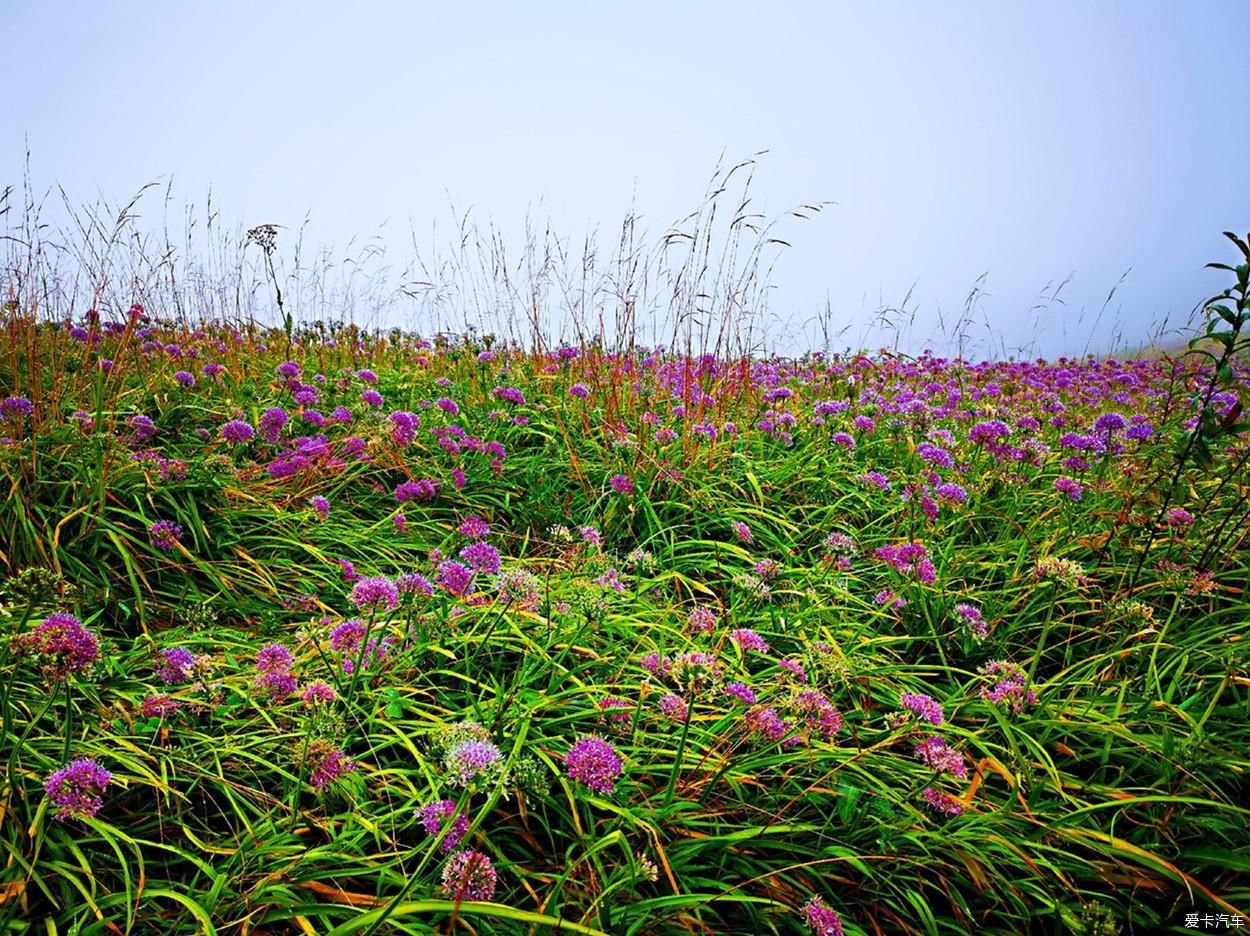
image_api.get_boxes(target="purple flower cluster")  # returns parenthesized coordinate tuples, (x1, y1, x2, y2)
(874, 541, 937, 584)
(492, 386, 525, 405)
(221, 419, 255, 444)
(900, 692, 945, 726)
(12, 613, 99, 681)
(444, 739, 504, 788)
(140, 694, 180, 719)
(658, 693, 688, 721)
(953, 603, 988, 641)
(0, 396, 34, 420)
(1054, 476, 1083, 502)
(980, 660, 1038, 712)
(44, 759, 112, 820)
(458, 515, 491, 539)
(914, 735, 968, 779)
(744, 705, 796, 746)
(460, 541, 502, 576)
(729, 628, 770, 653)
(309, 495, 330, 521)
(149, 520, 184, 552)
(686, 606, 717, 634)
(794, 690, 842, 740)
(419, 799, 469, 852)
(306, 739, 356, 791)
(395, 478, 439, 502)
(565, 735, 623, 794)
(921, 786, 964, 816)
(157, 646, 196, 685)
(801, 896, 845, 936)
(300, 681, 337, 705)
(435, 560, 475, 598)
(255, 643, 297, 701)
(258, 406, 288, 443)
(348, 576, 399, 612)
(608, 474, 634, 495)
(440, 849, 497, 901)
(397, 573, 434, 598)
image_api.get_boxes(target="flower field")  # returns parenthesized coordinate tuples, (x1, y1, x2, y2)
(1, 239, 1249, 935)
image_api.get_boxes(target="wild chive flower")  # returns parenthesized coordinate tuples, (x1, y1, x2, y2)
(458, 515, 491, 539)
(306, 739, 356, 791)
(933, 481, 968, 504)
(921, 786, 964, 816)
(754, 558, 781, 581)
(492, 386, 525, 405)
(418, 799, 468, 852)
(801, 895, 845, 936)
(44, 759, 112, 820)
(440, 849, 497, 901)
(149, 520, 183, 552)
(724, 681, 757, 705)
(1165, 507, 1195, 529)
(794, 690, 842, 739)
(361, 389, 384, 407)
(128, 414, 158, 441)
(640, 651, 671, 678)
(348, 576, 399, 612)
(953, 603, 988, 641)
(658, 693, 688, 721)
(309, 495, 330, 521)
(300, 681, 337, 705)
(157, 646, 196, 685)
(460, 541, 502, 576)
(1054, 476, 1083, 501)
(139, 694, 180, 719)
(874, 542, 937, 584)
(396, 572, 434, 598)
(686, 606, 717, 634)
(830, 431, 855, 449)
(1, 396, 34, 420)
(569, 382, 590, 398)
(916, 442, 954, 468)
(608, 474, 634, 495)
(258, 407, 288, 443)
(900, 692, 945, 726)
(858, 470, 890, 491)
(329, 619, 367, 654)
(395, 478, 439, 503)
(565, 735, 623, 794)
(730, 520, 752, 543)
(1032, 556, 1088, 586)
(255, 644, 297, 701)
(597, 696, 633, 725)
(1093, 412, 1127, 435)
(777, 658, 807, 682)
(745, 705, 794, 744)
(729, 628, 770, 653)
(914, 735, 968, 779)
(435, 560, 475, 598)
(875, 588, 904, 608)
(980, 660, 1038, 712)
(444, 739, 504, 788)
(174, 370, 195, 388)
(12, 612, 99, 680)
(221, 419, 255, 443)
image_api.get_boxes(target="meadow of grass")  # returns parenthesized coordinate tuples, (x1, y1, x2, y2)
(1, 211, 1249, 935)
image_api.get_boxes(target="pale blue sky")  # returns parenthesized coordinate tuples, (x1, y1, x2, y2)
(3, 1, 1247, 356)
